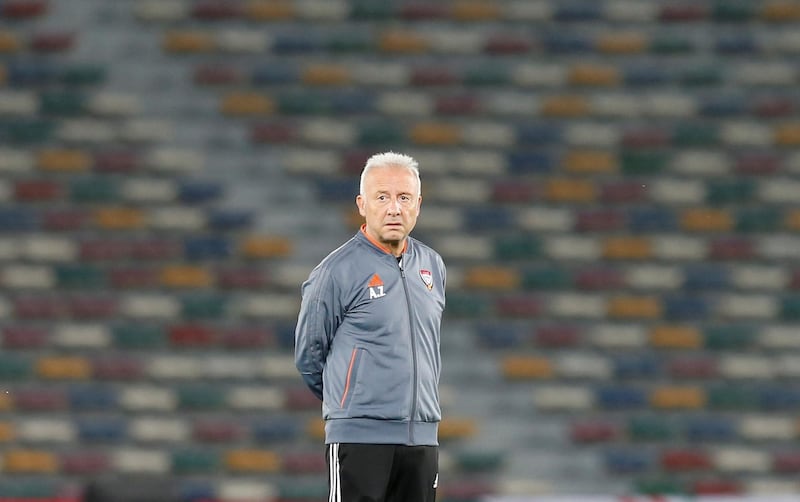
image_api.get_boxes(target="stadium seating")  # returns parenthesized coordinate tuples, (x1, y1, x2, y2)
(2, 0, 800, 499)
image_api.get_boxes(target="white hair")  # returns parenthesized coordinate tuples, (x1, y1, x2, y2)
(359, 151, 421, 196)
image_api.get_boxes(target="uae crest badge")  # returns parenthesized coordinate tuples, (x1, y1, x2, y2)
(419, 269, 433, 291)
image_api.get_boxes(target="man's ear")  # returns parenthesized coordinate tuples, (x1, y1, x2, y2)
(356, 194, 366, 216)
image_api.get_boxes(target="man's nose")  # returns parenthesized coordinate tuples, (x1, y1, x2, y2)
(387, 199, 402, 214)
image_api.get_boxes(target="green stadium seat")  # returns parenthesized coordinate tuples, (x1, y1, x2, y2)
(357, 121, 405, 145)
(679, 64, 724, 86)
(0, 354, 32, 379)
(704, 325, 755, 350)
(326, 31, 373, 52)
(463, 62, 510, 86)
(61, 63, 107, 85)
(672, 123, 718, 146)
(455, 450, 505, 472)
(39, 91, 86, 116)
(112, 324, 166, 349)
(445, 293, 492, 317)
(628, 415, 676, 442)
(70, 177, 118, 203)
(620, 151, 669, 175)
(634, 477, 684, 495)
(172, 448, 220, 474)
(707, 385, 759, 410)
(650, 34, 695, 54)
(178, 385, 226, 410)
(52, 263, 103, 289)
(706, 179, 755, 205)
(494, 234, 541, 261)
(782, 295, 800, 320)
(351, 0, 397, 20)
(521, 266, 572, 290)
(736, 207, 781, 233)
(181, 294, 228, 319)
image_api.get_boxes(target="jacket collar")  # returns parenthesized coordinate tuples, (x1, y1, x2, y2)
(359, 224, 408, 256)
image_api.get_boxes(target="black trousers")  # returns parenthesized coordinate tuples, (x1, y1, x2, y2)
(326, 443, 438, 502)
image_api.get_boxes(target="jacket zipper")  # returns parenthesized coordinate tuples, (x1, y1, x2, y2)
(398, 257, 418, 444)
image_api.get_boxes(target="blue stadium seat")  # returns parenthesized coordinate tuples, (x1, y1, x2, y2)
(506, 151, 555, 175)
(628, 207, 677, 233)
(541, 32, 592, 53)
(178, 180, 223, 204)
(715, 34, 758, 54)
(604, 448, 653, 474)
(252, 417, 302, 443)
(476, 323, 525, 349)
(77, 417, 127, 442)
(684, 416, 736, 442)
(683, 265, 730, 290)
(515, 123, 563, 145)
(6, 60, 58, 86)
(68, 385, 118, 411)
(0, 208, 38, 231)
(207, 209, 253, 231)
(183, 236, 232, 260)
(612, 354, 661, 380)
(463, 207, 514, 231)
(596, 386, 648, 410)
(663, 295, 710, 320)
(758, 386, 800, 411)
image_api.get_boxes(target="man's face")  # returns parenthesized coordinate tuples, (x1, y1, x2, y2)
(356, 164, 421, 254)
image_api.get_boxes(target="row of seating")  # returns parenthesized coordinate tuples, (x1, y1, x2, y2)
(603, 446, 800, 475)
(531, 384, 800, 413)
(0, 234, 291, 260)
(502, 353, 800, 380)
(477, 323, 799, 350)
(134, 0, 800, 25)
(0, 292, 300, 320)
(0, 414, 475, 443)
(572, 415, 800, 444)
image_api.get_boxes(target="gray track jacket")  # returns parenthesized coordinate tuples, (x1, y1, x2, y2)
(295, 228, 446, 446)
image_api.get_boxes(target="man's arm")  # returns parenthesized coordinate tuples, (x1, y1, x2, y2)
(294, 265, 340, 400)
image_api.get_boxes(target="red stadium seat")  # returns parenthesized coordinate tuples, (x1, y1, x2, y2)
(193, 420, 243, 443)
(92, 356, 144, 380)
(14, 388, 68, 411)
(570, 420, 620, 443)
(168, 324, 217, 348)
(3, 325, 49, 349)
(534, 325, 582, 347)
(661, 448, 712, 471)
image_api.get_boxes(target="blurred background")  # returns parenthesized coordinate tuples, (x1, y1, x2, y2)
(1, 0, 800, 501)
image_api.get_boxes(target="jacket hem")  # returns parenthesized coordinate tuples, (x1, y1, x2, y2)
(325, 418, 439, 446)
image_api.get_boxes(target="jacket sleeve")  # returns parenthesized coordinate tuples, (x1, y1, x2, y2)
(294, 264, 342, 401)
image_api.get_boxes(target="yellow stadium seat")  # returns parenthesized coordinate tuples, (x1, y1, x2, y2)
(651, 386, 705, 409)
(774, 123, 800, 145)
(568, 64, 621, 86)
(608, 295, 662, 319)
(241, 235, 293, 258)
(452, 1, 502, 20)
(306, 418, 325, 440)
(650, 325, 702, 349)
(0, 421, 15, 442)
(379, 30, 429, 53)
(501, 356, 554, 380)
(603, 237, 652, 260)
(0, 392, 12, 411)
(762, 2, 800, 21)
(463, 266, 520, 289)
(0, 64, 6, 85)
(220, 92, 274, 116)
(36, 356, 91, 380)
(161, 265, 213, 289)
(38, 149, 91, 172)
(163, 30, 215, 53)
(596, 32, 648, 54)
(410, 122, 461, 145)
(563, 150, 617, 174)
(3, 449, 58, 473)
(225, 449, 281, 472)
(544, 178, 596, 203)
(439, 418, 477, 440)
(681, 208, 734, 232)
(786, 209, 800, 230)
(540, 95, 590, 117)
(302, 64, 351, 86)
(0, 30, 21, 52)
(245, 0, 294, 20)
(94, 207, 146, 230)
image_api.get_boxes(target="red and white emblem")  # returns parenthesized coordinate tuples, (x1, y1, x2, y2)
(419, 269, 433, 290)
